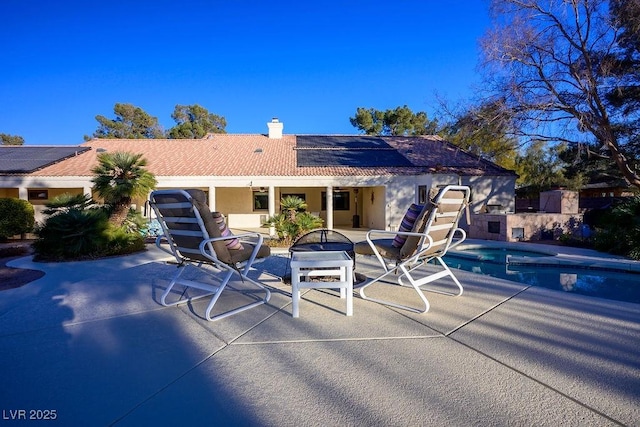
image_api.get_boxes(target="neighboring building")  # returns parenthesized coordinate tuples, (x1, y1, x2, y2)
(516, 179, 637, 213)
(0, 119, 517, 233)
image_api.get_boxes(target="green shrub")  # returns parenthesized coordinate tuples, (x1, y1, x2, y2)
(42, 193, 95, 215)
(0, 198, 35, 240)
(103, 226, 146, 256)
(33, 192, 149, 261)
(593, 195, 640, 260)
(122, 208, 148, 235)
(264, 211, 324, 246)
(33, 208, 110, 260)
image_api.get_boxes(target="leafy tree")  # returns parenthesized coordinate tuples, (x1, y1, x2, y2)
(167, 104, 227, 138)
(438, 99, 518, 171)
(514, 141, 582, 193)
(0, 133, 25, 145)
(593, 195, 640, 260)
(91, 151, 157, 226)
(0, 198, 34, 240)
(89, 103, 164, 139)
(481, 0, 640, 188)
(558, 141, 625, 185)
(350, 105, 438, 136)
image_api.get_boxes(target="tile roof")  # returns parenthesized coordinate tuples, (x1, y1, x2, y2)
(14, 134, 514, 178)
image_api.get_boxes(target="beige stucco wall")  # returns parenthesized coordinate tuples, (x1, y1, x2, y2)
(0, 188, 19, 198)
(2, 172, 517, 232)
(468, 212, 583, 242)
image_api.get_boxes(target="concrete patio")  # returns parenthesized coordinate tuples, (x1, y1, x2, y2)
(1, 232, 639, 426)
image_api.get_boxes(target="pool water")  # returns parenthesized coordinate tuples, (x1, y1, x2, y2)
(443, 255, 640, 304)
(448, 247, 553, 263)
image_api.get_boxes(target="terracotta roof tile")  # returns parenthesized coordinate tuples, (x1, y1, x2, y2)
(27, 134, 515, 178)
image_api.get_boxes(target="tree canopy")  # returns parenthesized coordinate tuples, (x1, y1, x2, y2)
(481, 0, 640, 188)
(0, 133, 25, 145)
(89, 103, 164, 139)
(438, 99, 519, 171)
(349, 105, 438, 136)
(91, 151, 157, 226)
(166, 104, 227, 138)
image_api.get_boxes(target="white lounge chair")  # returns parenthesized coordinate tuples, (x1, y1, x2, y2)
(150, 189, 271, 321)
(355, 185, 470, 313)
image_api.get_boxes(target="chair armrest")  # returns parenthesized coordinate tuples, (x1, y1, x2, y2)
(366, 229, 433, 244)
(154, 234, 176, 257)
(199, 232, 265, 264)
(233, 232, 265, 245)
(447, 228, 467, 251)
(200, 232, 264, 247)
(365, 229, 399, 239)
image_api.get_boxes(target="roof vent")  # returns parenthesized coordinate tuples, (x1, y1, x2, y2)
(267, 118, 283, 139)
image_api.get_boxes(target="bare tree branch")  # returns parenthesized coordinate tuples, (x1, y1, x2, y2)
(481, 0, 640, 187)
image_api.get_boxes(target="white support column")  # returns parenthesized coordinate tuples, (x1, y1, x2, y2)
(268, 185, 276, 237)
(83, 186, 92, 198)
(208, 186, 216, 211)
(18, 187, 28, 200)
(326, 185, 334, 230)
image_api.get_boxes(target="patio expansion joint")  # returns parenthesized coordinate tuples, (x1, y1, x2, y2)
(445, 285, 535, 336)
(229, 334, 448, 346)
(110, 341, 232, 425)
(111, 308, 281, 424)
(442, 286, 628, 427)
(443, 333, 627, 426)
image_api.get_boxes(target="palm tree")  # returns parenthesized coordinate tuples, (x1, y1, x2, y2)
(280, 195, 307, 222)
(91, 151, 157, 227)
(264, 196, 323, 245)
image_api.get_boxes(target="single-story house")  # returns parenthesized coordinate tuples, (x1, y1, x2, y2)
(0, 119, 517, 233)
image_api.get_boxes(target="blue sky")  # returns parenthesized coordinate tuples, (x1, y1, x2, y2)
(1, 1, 491, 145)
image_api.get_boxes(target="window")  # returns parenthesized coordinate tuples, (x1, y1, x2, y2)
(488, 221, 501, 234)
(321, 191, 350, 211)
(418, 185, 427, 204)
(28, 190, 48, 200)
(511, 228, 524, 240)
(253, 191, 268, 211)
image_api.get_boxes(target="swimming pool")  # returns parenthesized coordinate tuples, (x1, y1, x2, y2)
(444, 245, 640, 304)
(447, 247, 555, 263)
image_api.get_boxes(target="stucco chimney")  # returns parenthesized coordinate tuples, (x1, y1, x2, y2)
(267, 118, 283, 139)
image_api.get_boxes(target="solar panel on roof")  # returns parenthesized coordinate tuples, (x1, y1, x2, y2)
(0, 146, 91, 173)
(296, 135, 394, 149)
(295, 136, 414, 167)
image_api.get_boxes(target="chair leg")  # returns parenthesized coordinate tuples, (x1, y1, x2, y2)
(359, 256, 463, 314)
(399, 257, 463, 296)
(203, 270, 272, 322)
(160, 264, 271, 321)
(358, 264, 431, 313)
(160, 264, 215, 307)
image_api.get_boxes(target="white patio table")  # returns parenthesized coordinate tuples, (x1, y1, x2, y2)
(290, 250, 353, 318)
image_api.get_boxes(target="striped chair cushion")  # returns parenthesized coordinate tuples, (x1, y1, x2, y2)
(392, 203, 424, 248)
(212, 212, 244, 250)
